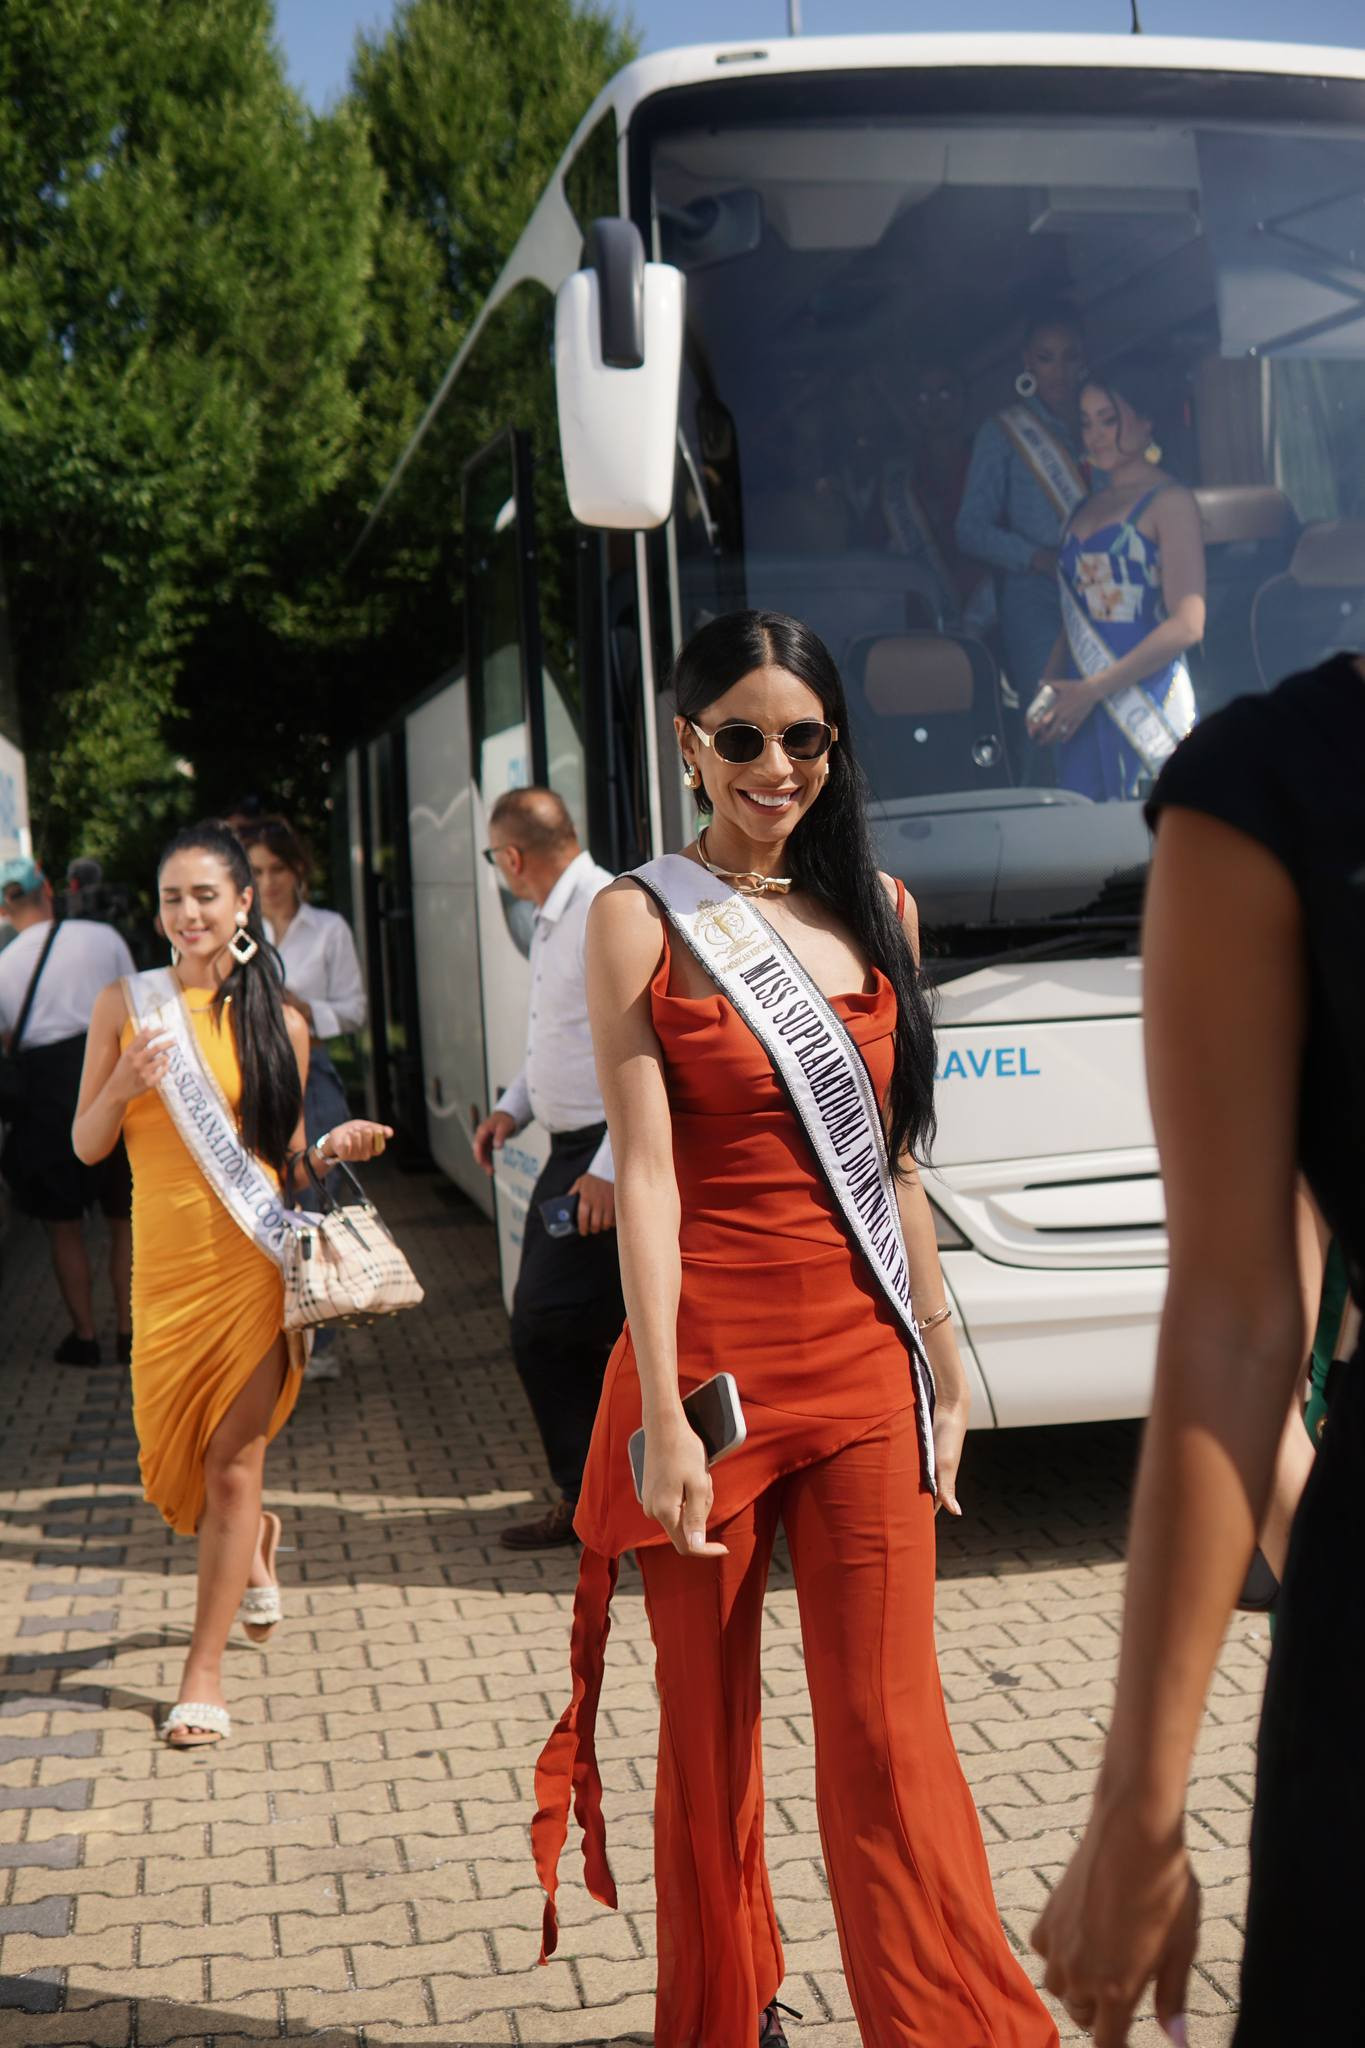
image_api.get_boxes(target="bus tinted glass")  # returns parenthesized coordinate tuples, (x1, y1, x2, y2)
(646, 71, 1365, 948)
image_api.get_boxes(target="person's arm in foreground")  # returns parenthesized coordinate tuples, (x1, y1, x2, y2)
(886, 880, 968, 1515)
(1030, 808, 1308, 2046)
(585, 882, 726, 1560)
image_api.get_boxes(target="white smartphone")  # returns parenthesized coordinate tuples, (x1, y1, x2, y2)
(628, 1371, 747, 1505)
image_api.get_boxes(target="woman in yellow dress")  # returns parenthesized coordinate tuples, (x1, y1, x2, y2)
(74, 823, 392, 1748)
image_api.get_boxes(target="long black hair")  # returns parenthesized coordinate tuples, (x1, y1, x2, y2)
(157, 822, 302, 1179)
(672, 610, 937, 1169)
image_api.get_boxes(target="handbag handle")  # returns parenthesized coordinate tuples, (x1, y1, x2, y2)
(300, 1148, 370, 1213)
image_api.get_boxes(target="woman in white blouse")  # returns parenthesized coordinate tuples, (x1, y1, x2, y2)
(240, 818, 367, 1376)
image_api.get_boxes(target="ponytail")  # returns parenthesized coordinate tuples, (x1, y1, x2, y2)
(156, 823, 303, 1179)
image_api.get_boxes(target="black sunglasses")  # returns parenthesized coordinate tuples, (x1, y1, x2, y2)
(688, 718, 837, 766)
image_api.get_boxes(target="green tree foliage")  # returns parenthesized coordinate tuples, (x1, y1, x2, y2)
(0, 0, 636, 884)
(0, 0, 378, 874)
(316, 0, 636, 730)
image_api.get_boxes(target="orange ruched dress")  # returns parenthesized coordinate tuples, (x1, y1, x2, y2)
(120, 990, 302, 1536)
(534, 905, 1059, 2048)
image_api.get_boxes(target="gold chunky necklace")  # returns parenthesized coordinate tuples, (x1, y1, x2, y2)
(696, 827, 793, 897)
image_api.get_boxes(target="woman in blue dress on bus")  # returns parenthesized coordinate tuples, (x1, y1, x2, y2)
(1028, 366, 1205, 800)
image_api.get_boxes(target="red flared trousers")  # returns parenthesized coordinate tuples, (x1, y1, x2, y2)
(638, 1409, 1059, 2048)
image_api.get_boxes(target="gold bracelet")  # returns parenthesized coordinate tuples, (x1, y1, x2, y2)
(917, 1303, 952, 1333)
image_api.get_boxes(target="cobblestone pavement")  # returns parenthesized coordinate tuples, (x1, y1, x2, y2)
(0, 1167, 1264, 2047)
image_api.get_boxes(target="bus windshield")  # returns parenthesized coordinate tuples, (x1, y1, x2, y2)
(644, 65, 1365, 948)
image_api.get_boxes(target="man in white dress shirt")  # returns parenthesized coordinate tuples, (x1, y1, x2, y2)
(472, 789, 624, 1549)
(0, 857, 135, 1365)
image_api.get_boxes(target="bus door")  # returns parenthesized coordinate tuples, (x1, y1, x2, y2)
(353, 730, 426, 1146)
(405, 672, 491, 1215)
(463, 429, 549, 1305)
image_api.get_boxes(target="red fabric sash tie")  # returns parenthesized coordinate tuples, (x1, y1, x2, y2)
(531, 1545, 621, 1961)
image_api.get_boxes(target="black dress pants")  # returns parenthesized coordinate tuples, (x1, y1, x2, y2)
(508, 1125, 625, 1503)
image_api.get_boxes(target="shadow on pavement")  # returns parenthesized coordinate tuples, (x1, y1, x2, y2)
(0, 1976, 652, 2045)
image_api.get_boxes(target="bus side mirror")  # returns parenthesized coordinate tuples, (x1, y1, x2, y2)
(555, 218, 685, 530)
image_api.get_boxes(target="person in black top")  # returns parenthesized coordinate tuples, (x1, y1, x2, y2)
(1031, 652, 1365, 2046)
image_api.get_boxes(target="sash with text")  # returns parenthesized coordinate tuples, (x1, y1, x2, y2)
(122, 969, 316, 1274)
(632, 855, 937, 1490)
(998, 404, 1088, 525)
(1060, 580, 1194, 777)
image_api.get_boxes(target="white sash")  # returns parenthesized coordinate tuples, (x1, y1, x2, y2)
(1060, 580, 1193, 778)
(122, 969, 312, 1274)
(998, 405, 1087, 525)
(633, 855, 937, 1490)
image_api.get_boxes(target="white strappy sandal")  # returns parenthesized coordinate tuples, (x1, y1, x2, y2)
(239, 1510, 283, 1644)
(162, 1701, 230, 1749)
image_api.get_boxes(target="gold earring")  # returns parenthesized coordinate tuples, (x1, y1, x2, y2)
(1145, 440, 1162, 464)
(682, 762, 699, 790)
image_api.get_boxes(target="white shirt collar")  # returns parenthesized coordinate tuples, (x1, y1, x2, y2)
(266, 900, 319, 946)
(536, 850, 593, 928)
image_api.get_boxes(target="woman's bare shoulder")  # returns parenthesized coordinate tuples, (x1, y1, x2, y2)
(590, 874, 666, 945)
(90, 980, 131, 1033)
(1150, 478, 1200, 524)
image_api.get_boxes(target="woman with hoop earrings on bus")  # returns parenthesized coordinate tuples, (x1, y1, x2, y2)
(533, 613, 1058, 2048)
(73, 823, 392, 1749)
(957, 304, 1089, 723)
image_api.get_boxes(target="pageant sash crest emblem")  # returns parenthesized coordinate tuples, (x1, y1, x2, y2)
(633, 854, 937, 1490)
(694, 896, 767, 973)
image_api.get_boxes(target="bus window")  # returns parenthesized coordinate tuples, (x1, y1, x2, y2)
(465, 429, 538, 800)
(639, 71, 1365, 946)
(458, 286, 592, 847)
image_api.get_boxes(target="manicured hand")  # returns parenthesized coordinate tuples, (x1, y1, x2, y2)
(472, 1110, 517, 1173)
(642, 1418, 728, 1560)
(1031, 676, 1099, 746)
(570, 1171, 616, 1235)
(321, 1120, 393, 1163)
(115, 1025, 173, 1101)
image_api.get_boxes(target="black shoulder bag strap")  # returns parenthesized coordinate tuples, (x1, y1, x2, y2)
(9, 921, 61, 1057)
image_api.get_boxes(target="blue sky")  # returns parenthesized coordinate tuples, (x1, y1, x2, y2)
(276, 0, 1364, 108)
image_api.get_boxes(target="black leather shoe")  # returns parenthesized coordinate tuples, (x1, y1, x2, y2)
(116, 1332, 133, 1366)
(759, 1999, 802, 2044)
(499, 1498, 579, 1550)
(53, 1333, 102, 1367)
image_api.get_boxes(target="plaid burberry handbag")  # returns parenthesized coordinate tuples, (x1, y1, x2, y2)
(282, 1158, 425, 1330)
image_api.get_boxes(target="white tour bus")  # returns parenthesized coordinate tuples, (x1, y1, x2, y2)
(344, 33, 1365, 1429)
